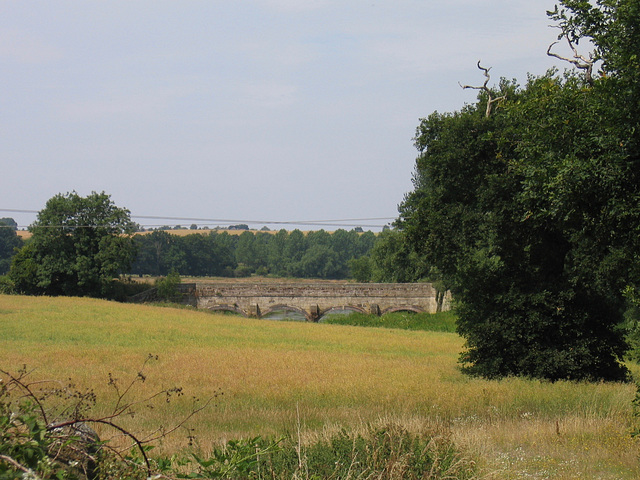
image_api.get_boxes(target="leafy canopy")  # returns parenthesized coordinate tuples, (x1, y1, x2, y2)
(398, 0, 640, 381)
(10, 191, 137, 298)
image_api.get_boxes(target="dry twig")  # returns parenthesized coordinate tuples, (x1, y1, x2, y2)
(459, 61, 506, 117)
(547, 34, 595, 83)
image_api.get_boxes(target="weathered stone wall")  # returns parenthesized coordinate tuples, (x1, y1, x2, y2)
(196, 282, 448, 321)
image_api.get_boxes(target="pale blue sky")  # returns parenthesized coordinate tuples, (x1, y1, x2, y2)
(2, 1, 569, 230)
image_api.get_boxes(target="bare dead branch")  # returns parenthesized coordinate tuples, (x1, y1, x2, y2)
(138, 393, 219, 444)
(459, 61, 492, 91)
(47, 417, 152, 474)
(547, 36, 594, 83)
(110, 353, 158, 415)
(459, 61, 506, 117)
(0, 454, 39, 478)
(0, 367, 50, 425)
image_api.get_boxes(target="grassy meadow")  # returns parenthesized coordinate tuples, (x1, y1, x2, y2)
(1, 294, 639, 478)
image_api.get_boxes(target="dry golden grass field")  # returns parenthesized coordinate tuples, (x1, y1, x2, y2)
(1, 294, 639, 479)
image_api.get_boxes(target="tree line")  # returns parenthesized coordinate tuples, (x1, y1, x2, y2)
(130, 228, 376, 279)
(1, 211, 415, 286)
(0, 199, 385, 294)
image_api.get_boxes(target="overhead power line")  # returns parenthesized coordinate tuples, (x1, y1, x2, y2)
(0, 208, 396, 230)
(0, 209, 38, 214)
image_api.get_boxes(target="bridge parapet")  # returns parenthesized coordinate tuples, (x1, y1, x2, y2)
(196, 282, 447, 321)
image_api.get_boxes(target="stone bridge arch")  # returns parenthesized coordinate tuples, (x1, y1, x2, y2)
(381, 306, 425, 315)
(261, 304, 310, 321)
(191, 282, 448, 321)
(318, 305, 367, 322)
(204, 304, 248, 317)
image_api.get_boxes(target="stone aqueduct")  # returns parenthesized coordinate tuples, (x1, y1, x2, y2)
(135, 282, 449, 321)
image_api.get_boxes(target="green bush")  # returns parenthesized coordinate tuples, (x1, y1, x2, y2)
(234, 265, 253, 278)
(155, 270, 181, 301)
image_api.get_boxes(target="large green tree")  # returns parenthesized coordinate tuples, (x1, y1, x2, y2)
(398, 1, 639, 381)
(10, 192, 137, 298)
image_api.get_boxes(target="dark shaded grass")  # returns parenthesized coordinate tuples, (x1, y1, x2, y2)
(321, 311, 457, 333)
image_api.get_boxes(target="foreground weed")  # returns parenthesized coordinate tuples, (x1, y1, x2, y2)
(182, 436, 281, 479)
(179, 424, 478, 479)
